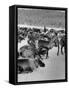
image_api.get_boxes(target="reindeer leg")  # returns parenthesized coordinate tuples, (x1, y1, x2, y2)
(46, 49, 49, 59)
(57, 41, 59, 56)
(38, 59, 45, 67)
(61, 46, 63, 55)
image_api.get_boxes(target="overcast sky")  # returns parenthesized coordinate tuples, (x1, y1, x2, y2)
(18, 8, 65, 28)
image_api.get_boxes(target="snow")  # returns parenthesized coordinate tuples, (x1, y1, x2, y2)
(18, 46, 65, 82)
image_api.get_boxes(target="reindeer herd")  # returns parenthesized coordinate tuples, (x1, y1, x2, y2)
(17, 26, 65, 74)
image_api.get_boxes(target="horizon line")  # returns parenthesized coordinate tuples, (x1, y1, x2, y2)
(18, 24, 65, 30)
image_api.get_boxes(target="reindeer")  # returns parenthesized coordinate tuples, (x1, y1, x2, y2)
(37, 29, 60, 59)
(17, 31, 45, 74)
(38, 36, 59, 59)
(57, 35, 65, 55)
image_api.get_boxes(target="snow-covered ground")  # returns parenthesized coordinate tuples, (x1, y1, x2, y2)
(18, 46, 65, 82)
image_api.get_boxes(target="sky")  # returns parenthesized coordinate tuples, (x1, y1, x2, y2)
(18, 8, 65, 28)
